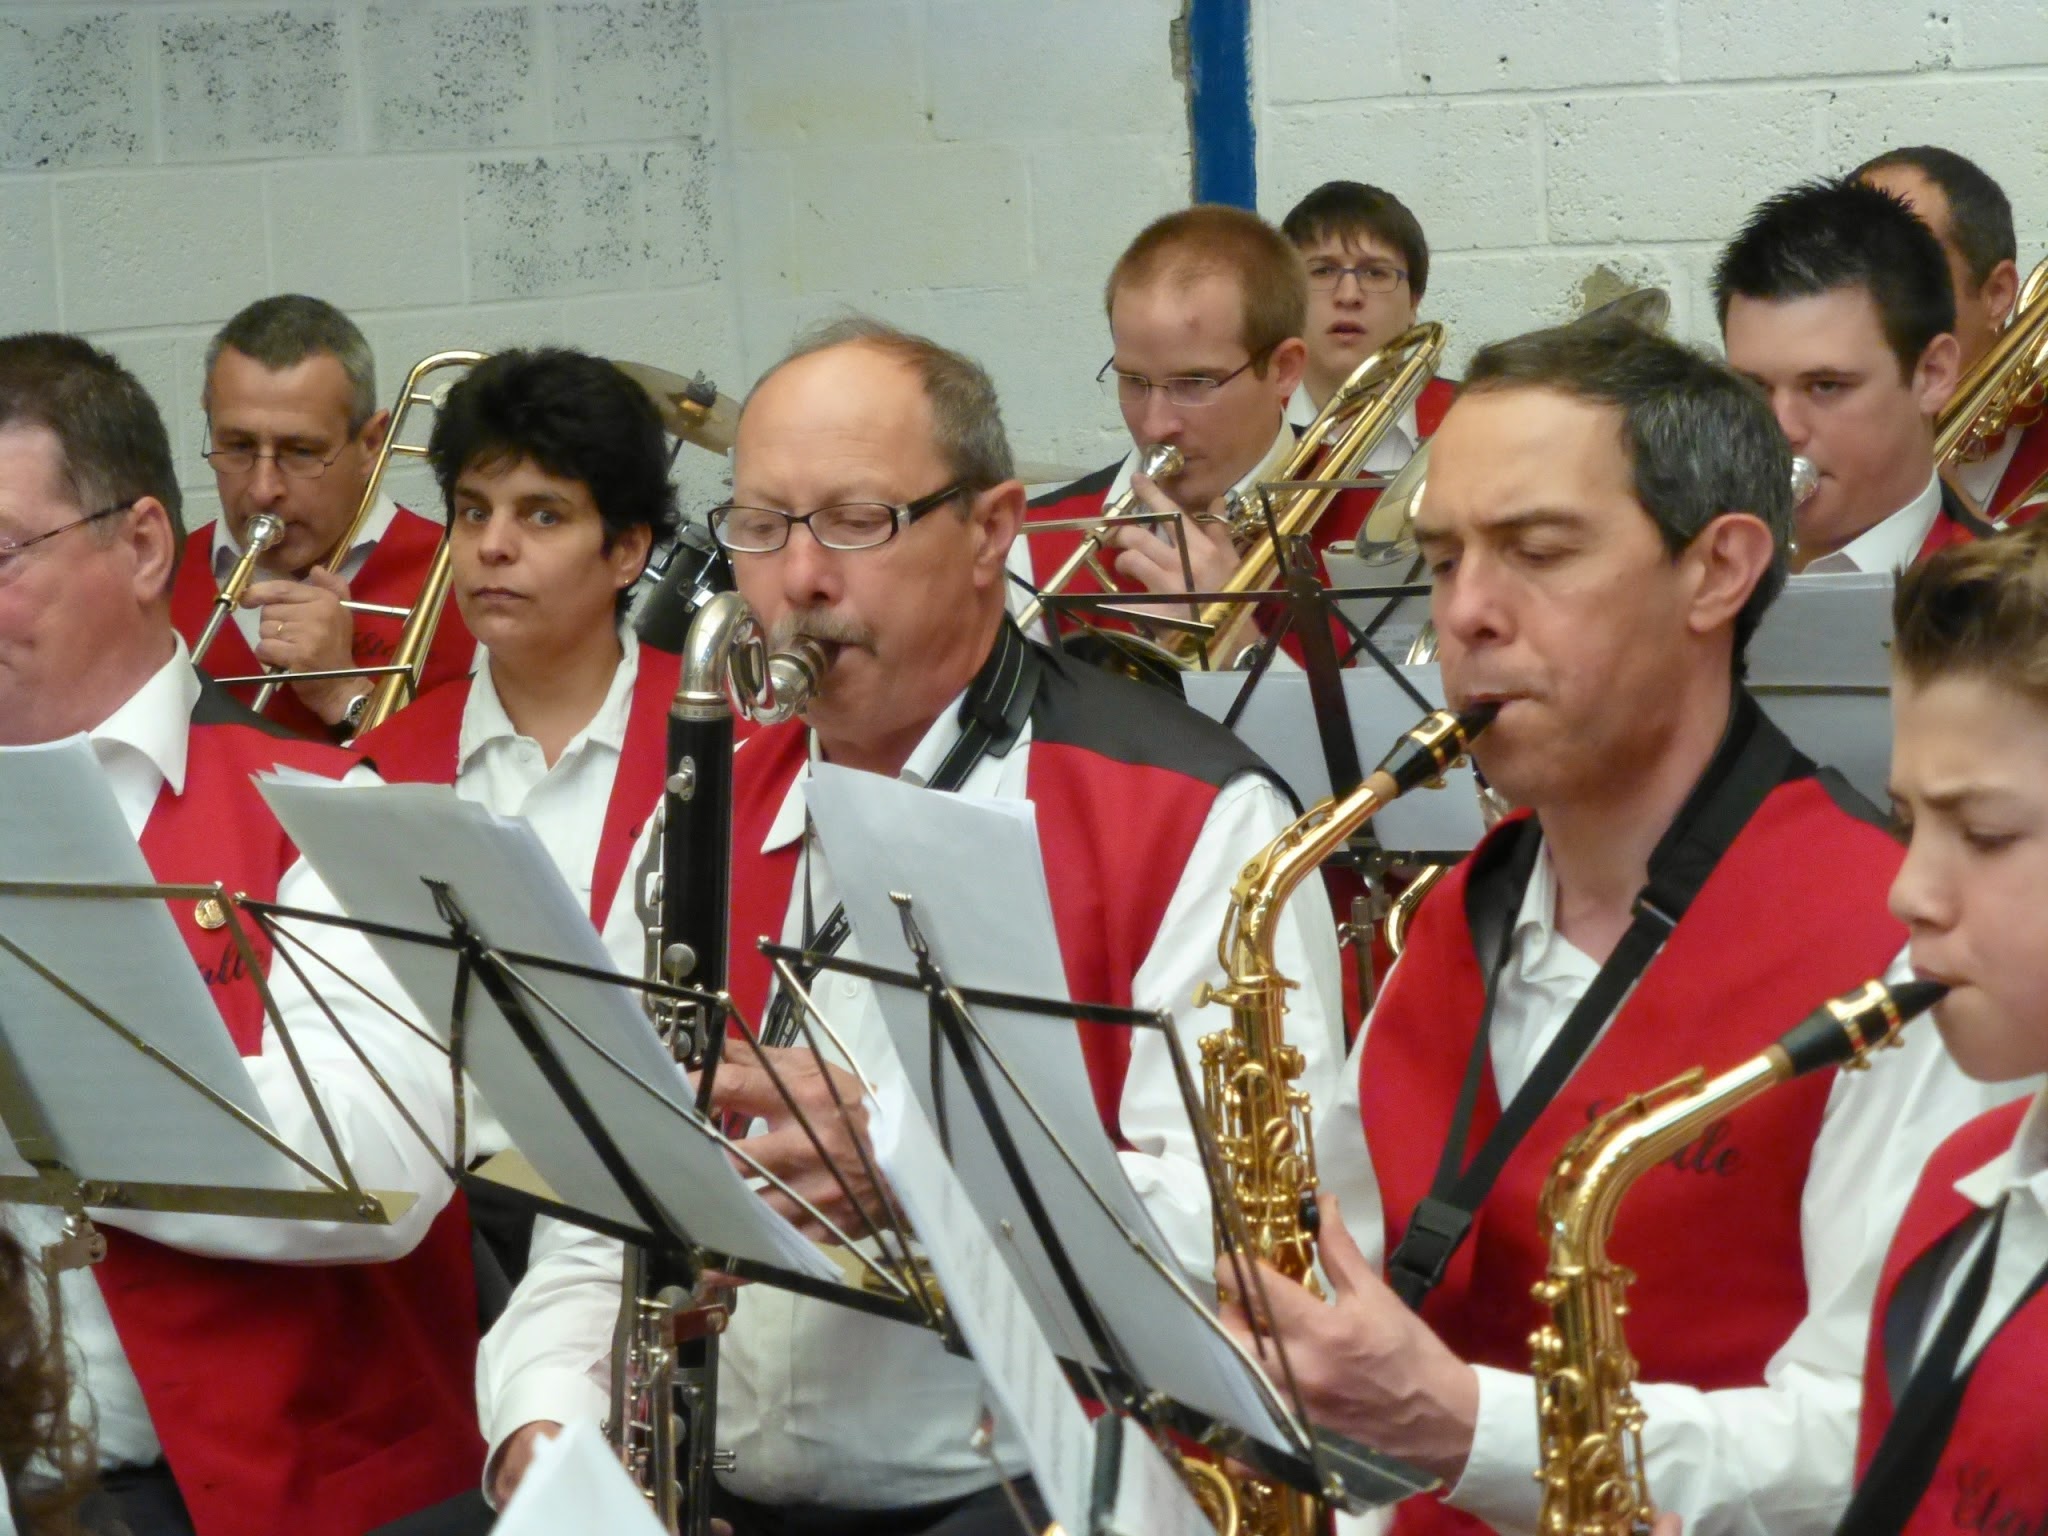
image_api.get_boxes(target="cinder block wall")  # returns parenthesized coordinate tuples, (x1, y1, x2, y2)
(0, 0, 1190, 530)
(1255, 0, 2048, 373)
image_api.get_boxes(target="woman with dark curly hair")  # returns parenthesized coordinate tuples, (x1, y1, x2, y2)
(0, 1225, 92, 1536)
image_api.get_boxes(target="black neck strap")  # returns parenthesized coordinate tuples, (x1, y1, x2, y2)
(1387, 692, 1801, 1309)
(1837, 1200, 2048, 1536)
(762, 622, 1043, 1047)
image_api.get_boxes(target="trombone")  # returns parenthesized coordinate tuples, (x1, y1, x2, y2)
(1935, 255, 2048, 524)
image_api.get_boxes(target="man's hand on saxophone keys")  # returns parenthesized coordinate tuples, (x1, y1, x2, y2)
(1215, 1192, 1480, 1486)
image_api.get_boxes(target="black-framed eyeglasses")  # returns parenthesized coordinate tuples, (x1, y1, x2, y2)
(0, 500, 137, 576)
(1304, 259, 1408, 294)
(1097, 355, 1260, 409)
(709, 482, 968, 554)
(201, 439, 349, 480)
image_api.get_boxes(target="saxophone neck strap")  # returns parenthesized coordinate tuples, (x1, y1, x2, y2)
(1387, 691, 1800, 1311)
(763, 622, 1043, 1047)
(1839, 1200, 2048, 1536)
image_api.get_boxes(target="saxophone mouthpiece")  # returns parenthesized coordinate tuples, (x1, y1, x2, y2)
(1373, 703, 1501, 797)
(1777, 976, 1947, 1078)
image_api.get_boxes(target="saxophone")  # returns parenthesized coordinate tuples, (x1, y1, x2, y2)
(614, 591, 826, 1532)
(1529, 976, 1947, 1536)
(1193, 703, 1499, 1536)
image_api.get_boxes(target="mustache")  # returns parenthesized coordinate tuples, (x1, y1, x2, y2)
(768, 609, 877, 652)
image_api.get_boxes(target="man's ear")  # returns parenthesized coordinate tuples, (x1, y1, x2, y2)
(358, 407, 392, 457)
(1267, 336, 1309, 402)
(972, 480, 1026, 591)
(610, 522, 655, 590)
(1980, 258, 2022, 331)
(1913, 331, 1962, 419)
(1682, 511, 1776, 639)
(128, 497, 179, 602)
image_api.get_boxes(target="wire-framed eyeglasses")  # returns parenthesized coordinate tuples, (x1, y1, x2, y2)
(709, 483, 967, 554)
(0, 500, 136, 576)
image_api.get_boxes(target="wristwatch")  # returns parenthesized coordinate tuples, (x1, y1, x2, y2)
(340, 689, 373, 734)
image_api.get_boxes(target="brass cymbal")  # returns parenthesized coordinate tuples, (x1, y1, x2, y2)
(1578, 284, 1671, 332)
(612, 359, 739, 454)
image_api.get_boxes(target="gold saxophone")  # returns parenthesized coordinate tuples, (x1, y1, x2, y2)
(1529, 976, 1948, 1536)
(1192, 703, 1498, 1536)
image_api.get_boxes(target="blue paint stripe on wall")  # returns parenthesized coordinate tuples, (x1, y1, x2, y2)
(1188, 0, 1255, 209)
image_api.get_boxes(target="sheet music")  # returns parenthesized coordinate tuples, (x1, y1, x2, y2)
(0, 736, 302, 1190)
(257, 777, 835, 1280)
(869, 1071, 1097, 1536)
(804, 764, 1300, 1454)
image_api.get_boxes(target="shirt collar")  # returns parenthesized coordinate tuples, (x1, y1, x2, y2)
(90, 638, 199, 798)
(760, 683, 975, 854)
(459, 629, 640, 770)
(1819, 471, 1943, 575)
(210, 492, 401, 582)
(1105, 421, 1298, 507)
(1287, 382, 1420, 452)
(1955, 1086, 2048, 1212)
(1508, 835, 1601, 985)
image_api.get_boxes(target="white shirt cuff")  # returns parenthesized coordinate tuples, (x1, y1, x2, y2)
(481, 1367, 611, 1506)
(1443, 1363, 1544, 1535)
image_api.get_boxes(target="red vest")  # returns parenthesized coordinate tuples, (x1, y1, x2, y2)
(1918, 480, 2002, 562)
(1361, 780, 1905, 1536)
(724, 657, 1266, 1131)
(358, 642, 685, 929)
(99, 699, 483, 1536)
(1855, 1099, 2048, 1536)
(171, 507, 477, 741)
(1986, 419, 2048, 525)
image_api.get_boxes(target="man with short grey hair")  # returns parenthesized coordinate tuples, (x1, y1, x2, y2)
(477, 317, 1345, 1534)
(170, 293, 474, 740)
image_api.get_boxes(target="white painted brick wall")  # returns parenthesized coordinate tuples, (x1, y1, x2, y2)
(1256, 0, 2048, 373)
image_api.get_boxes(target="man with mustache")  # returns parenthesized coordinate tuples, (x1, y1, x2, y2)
(172, 294, 476, 740)
(1219, 317, 2007, 1536)
(477, 317, 1346, 1534)
(1717, 179, 1983, 573)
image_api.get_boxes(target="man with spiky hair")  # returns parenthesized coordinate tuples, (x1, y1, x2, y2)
(1716, 178, 1982, 572)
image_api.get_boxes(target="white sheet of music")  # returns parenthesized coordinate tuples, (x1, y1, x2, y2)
(257, 775, 836, 1281)
(869, 1069, 1098, 1535)
(0, 735, 300, 1190)
(804, 763, 1300, 1456)
(491, 1419, 667, 1536)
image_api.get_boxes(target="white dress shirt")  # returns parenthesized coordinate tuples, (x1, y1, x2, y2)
(1949, 432, 2022, 522)
(1288, 385, 1421, 480)
(478, 679, 1346, 1509)
(208, 493, 402, 650)
(6, 642, 457, 1469)
(1316, 840, 2029, 1536)
(455, 632, 641, 914)
(1803, 472, 1944, 576)
(1916, 1084, 2048, 1373)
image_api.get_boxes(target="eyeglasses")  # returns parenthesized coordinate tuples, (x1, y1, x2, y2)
(1304, 259, 1408, 294)
(201, 441, 348, 480)
(0, 500, 136, 576)
(709, 482, 967, 554)
(1098, 356, 1259, 409)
